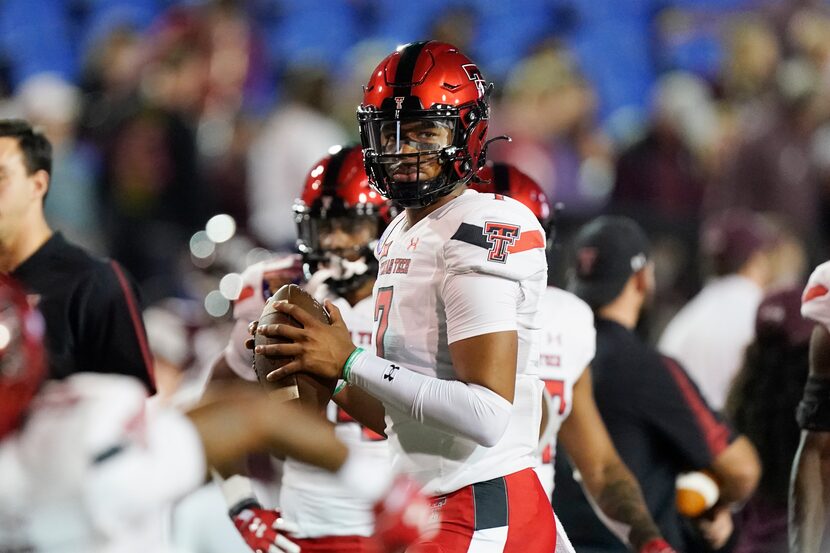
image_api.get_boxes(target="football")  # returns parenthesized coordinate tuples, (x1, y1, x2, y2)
(675, 470, 720, 518)
(253, 284, 337, 412)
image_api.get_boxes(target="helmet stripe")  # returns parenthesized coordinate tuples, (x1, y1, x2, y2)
(321, 148, 351, 195)
(393, 41, 429, 99)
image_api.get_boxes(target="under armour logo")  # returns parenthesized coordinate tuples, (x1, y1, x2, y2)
(407, 237, 419, 251)
(383, 364, 400, 382)
(484, 221, 520, 263)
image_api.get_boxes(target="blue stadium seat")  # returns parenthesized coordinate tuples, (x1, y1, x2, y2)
(78, 0, 162, 62)
(371, 0, 448, 47)
(476, 2, 555, 78)
(566, 19, 655, 121)
(261, 1, 360, 68)
(0, 0, 76, 85)
(566, 0, 656, 22)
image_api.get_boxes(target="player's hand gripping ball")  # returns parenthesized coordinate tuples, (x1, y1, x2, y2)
(254, 284, 337, 411)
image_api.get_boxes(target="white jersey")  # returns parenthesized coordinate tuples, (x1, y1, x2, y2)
(0, 373, 205, 553)
(532, 287, 596, 499)
(372, 189, 548, 495)
(280, 294, 389, 538)
(224, 257, 390, 538)
(803, 261, 830, 330)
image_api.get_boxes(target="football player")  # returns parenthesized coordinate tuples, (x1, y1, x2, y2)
(220, 145, 410, 552)
(790, 260, 830, 553)
(0, 275, 396, 552)
(257, 41, 556, 551)
(472, 162, 675, 553)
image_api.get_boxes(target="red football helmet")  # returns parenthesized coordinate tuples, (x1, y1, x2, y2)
(472, 162, 551, 224)
(357, 41, 492, 208)
(0, 275, 46, 440)
(294, 145, 394, 295)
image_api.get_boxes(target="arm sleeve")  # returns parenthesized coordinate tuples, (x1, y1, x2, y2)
(639, 355, 735, 470)
(349, 351, 513, 447)
(79, 261, 155, 392)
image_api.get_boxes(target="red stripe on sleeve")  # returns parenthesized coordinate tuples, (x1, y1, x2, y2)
(237, 285, 255, 302)
(663, 357, 730, 457)
(110, 261, 155, 387)
(803, 284, 828, 303)
(508, 230, 545, 254)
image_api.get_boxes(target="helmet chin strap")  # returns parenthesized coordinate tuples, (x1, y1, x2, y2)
(306, 253, 373, 298)
(325, 254, 370, 282)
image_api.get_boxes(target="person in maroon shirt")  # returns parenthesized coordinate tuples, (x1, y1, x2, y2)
(0, 119, 154, 391)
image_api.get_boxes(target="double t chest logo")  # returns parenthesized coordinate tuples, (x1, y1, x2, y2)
(483, 222, 520, 263)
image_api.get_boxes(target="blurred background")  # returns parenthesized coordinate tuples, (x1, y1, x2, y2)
(5, 0, 830, 344)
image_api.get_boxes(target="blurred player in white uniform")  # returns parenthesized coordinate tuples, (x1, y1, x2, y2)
(0, 275, 398, 553)
(791, 261, 830, 553)
(220, 145, 406, 552)
(257, 41, 555, 552)
(472, 163, 676, 553)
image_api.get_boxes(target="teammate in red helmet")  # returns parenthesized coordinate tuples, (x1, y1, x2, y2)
(295, 145, 396, 300)
(258, 41, 556, 552)
(220, 145, 431, 553)
(0, 275, 46, 442)
(473, 163, 676, 553)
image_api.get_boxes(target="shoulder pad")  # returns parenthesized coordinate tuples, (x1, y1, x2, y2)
(443, 194, 547, 281)
(234, 255, 303, 322)
(36, 374, 148, 456)
(803, 261, 830, 331)
(545, 287, 594, 330)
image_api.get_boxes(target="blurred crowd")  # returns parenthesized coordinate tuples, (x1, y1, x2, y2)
(1, 0, 828, 346)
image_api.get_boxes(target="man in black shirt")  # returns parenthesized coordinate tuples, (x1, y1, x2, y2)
(553, 216, 760, 552)
(0, 120, 154, 391)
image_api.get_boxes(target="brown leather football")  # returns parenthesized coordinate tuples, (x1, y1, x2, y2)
(253, 284, 337, 412)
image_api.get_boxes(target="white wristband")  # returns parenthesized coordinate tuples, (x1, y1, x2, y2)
(349, 351, 512, 447)
(213, 471, 258, 514)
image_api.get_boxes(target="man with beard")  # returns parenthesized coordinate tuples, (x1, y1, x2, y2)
(553, 216, 760, 553)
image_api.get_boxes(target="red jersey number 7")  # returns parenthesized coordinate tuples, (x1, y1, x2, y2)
(374, 287, 394, 358)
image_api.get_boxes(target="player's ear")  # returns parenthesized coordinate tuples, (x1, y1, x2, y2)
(31, 169, 49, 204)
(632, 263, 653, 295)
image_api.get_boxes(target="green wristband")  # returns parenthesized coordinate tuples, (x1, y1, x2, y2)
(342, 347, 365, 383)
